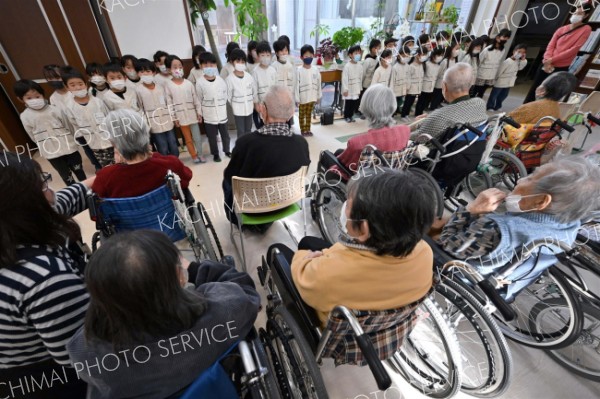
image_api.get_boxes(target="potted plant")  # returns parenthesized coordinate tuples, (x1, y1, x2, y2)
(441, 5, 460, 29)
(316, 38, 339, 68)
(424, 1, 437, 22)
(332, 27, 365, 56)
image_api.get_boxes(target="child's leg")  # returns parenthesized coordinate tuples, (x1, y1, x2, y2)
(153, 132, 168, 155)
(472, 85, 486, 98)
(343, 99, 353, 119)
(401, 95, 416, 117)
(93, 148, 115, 168)
(75, 137, 102, 170)
(190, 123, 204, 157)
(204, 124, 219, 156)
(244, 114, 253, 135)
(298, 103, 308, 132)
(396, 96, 404, 115)
(65, 151, 87, 182)
(48, 156, 75, 185)
(165, 129, 180, 157)
(415, 92, 431, 116)
(495, 88, 511, 110)
(486, 87, 499, 110)
(306, 102, 315, 131)
(218, 123, 231, 153)
(430, 88, 444, 109)
(180, 125, 198, 159)
(234, 115, 246, 138)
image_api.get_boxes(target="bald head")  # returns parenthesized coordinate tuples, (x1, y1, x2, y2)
(263, 85, 295, 123)
(442, 62, 473, 102)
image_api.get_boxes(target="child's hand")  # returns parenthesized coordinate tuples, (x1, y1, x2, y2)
(198, 115, 203, 123)
(342, 91, 348, 97)
(174, 121, 180, 127)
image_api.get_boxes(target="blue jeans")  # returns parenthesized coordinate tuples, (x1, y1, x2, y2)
(152, 129, 179, 157)
(486, 87, 510, 111)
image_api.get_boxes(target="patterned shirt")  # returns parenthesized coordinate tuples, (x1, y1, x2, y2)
(439, 207, 501, 260)
(256, 122, 293, 137)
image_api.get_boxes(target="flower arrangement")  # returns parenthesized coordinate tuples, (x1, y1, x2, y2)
(316, 37, 339, 63)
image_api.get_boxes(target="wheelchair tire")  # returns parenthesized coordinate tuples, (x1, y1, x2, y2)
(91, 231, 101, 252)
(197, 202, 225, 261)
(268, 307, 329, 399)
(435, 278, 513, 397)
(188, 203, 218, 262)
(387, 297, 462, 399)
(464, 170, 494, 200)
(407, 168, 445, 220)
(315, 184, 346, 245)
(260, 328, 293, 399)
(252, 334, 283, 399)
(484, 150, 528, 192)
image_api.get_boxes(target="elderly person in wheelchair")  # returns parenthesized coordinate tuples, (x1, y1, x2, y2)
(320, 84, 410, 180)
(269, 169, 435, 365)
(439, 156, 600, 300)
(67, 230, 260, 398)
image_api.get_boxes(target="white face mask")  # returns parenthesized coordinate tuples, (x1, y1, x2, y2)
(504, 194, 543, 213)
(109, 79, 126, 90)
(90, 76, 106, 85)
(172, 68, 184, 79)
(204, 67, 218, 77)
(278, 54, 288, 63)
(73, 89, 88, 98)
(401, 56, 411, 64)
(25, 98, 46, 110)
(433, 56, 443, 63)
(140, 75, 155, 84)
(125, 70, 138, 80)
(234, 63, 247, 72)
(260, 56, 271, 66)
(158, 64, 167, 73)
(382, 58, 392, 65)
(472, 50, 481, 55)
(570, 14, 584, 24)
(514, 53, 523, 60)
(420, 56, 429, 63)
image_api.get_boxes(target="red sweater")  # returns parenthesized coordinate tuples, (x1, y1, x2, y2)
(545, 24, 592, 68)
(92, 153, 193, 198)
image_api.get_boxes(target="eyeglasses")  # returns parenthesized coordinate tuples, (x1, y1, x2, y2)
(41, 172, 52, 192)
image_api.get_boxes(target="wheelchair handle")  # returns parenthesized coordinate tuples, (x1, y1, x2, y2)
(501, 116, 521, 129)
(587, 112, 600, 126)
(429, 137, 446, 154)
(477, 279, 517, 321)
(462, 123, 485, 137)
(553, 119, 575, 133)
(87, 193, 98, 222)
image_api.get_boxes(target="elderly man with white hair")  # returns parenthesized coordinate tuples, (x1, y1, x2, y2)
(413, 62, 488, 140)
(223, 85, 310, 230)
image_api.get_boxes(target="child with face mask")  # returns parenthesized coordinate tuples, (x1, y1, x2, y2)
(273, 39, 297, 127)
(461, 38, 485, 92)
(473, 29, 512, 99)
(429, 41, 461, 110)
(342, 45, 364, 123)
(251, 41, 278, 130)
(221, 42, 241, 80)
(101, 62, 140, 112)
(362, 39, 382, 90)
(43, 64, 72, 110)
(392, 46, 411, 116)
(487, 44, 528, 111)
(295, 44, 322, 136)
(86, 62, 110, 99)
(226, 49, 256, 139)
(400, 46, 427, 120)
(14, 79, 87, 185)
(415, 47, 445, 116)
(153, 50, 172, 87)
(187, 45, 207, 85)
(121, 55, 140, 91)
(370, 49, 394, 88)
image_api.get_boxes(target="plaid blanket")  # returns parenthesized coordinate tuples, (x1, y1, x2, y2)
(321, 293, 429, 366)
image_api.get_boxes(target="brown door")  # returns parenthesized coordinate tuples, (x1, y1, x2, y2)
(0, 0, 111, 151)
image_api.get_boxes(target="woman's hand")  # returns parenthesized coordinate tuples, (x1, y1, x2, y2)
(415, 113, 428, 121)
(466, 188, 507, 215)
(303, 250, 323, 260)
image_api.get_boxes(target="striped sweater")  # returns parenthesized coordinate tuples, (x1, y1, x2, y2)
(0, 183, 89, 369)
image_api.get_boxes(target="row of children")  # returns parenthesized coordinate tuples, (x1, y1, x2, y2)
(342, 29, 527, 123)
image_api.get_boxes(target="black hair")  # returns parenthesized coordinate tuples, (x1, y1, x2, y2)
(42, 64, 61, 80)
(418, 34, 430, 47)
(278, 35, 291, 46)
(198, 51, 217, 65)
(399, 44, 412, 57)
(432, 47, 446, 61)
(442, 40, 460, 66)
(84, 230, 206, 347)
(192, 45, 206, 69)
(579, 2, 595, 21)
(492, 29, 512, 51)
(120, 54, 138, 68)
(368, 39, 381, 52)
(541, 71, 578, 101)
(229, 48, 247, 63)
(103, 62, 125, 77)
(436, 30, 450, 45)
(479, 35, 490, 46)
(466, 37, 486, 66)
(135, 58, 157, 73)
(13, 79, 44, 99)
(347, 170, 435, 257)
(380, 49, 392, 59)
(348, 45, 362, 55)
(85, 62, 104, 77)
(256, 41, 272, 55)
(247, 40, 258, 64)
(0, 152, 81, 268)
(273, 39, 288, 54)
(153, 50, 168, 63)
(225, 42, 240, 61)
(300, 44, 314, 57)
(61, 69, 86, 85)
(514, 43, 528, 52)
(164, 54, 182, 69)
(384, 37, 398, 46)
(402, 35, 415, 46)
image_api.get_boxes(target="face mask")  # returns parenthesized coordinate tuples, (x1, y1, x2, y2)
(158, 64, 167, 73)
(204, 67, 218, 77)
(433, 56, 442, 63)
(420, 56, 429, 63)
(401, 56, 411, 64)
(382, 58, 392, 65)
(278, 54, 288, 63)
(73, 89, 88, 98)
(504, 194, 542, 213)
(140, 75, 155, 84)
(90, 76, 106, 85)
(303, 57, 313, 65)
(234, 63, 247, 72)
(353, 54, 361, 62)
(49, 81, 64, 89)
(172, 68, 184, 79)
(472, 50, 481, 55)
(25, 98, 46, 110)
(391, 49, 399, 57)
(109, 79, 126, 90)
(125, 70, 138, 80)
(570, 15, 584, 24)
(514, 53, 522, 60)
(260, 56, 271, 66)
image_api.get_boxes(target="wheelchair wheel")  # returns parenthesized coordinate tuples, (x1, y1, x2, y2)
(267, 307, 328, 399)
(386, 297, 462, 399)
(546, 301, 600, 381)
(435, 278, 513, 397)
(464, 170, 494, 200)
(187, 203, 218, 262)
(491, 267, 583, 349)
(484, 150, 527, 192)
(251, 334, 283, 399)
(444, 171, 492, 213)
(197, 202, 225, 261)
(408, 168, 444, 219)
(315, 184, 346, 245)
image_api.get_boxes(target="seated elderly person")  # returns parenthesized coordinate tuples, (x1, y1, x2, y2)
(328, 84, 410, 180)
(67, 229, 260, 398)
(268, 170, 434, 364)
(440, 157, 600, 300)
(508, 72, 578, 125)
(412, 62, 488, 141)
(223, 85, 310, 228)
(92, 109, 192, 198)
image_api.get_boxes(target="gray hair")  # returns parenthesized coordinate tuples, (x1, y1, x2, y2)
(540, 72, 578, 101)
(443, 62, 473, 93)
(264, 85, 294, 121)
(533, 157, 600, 223)
(103, 109, 150, 160)
(360, 84, 396, 129)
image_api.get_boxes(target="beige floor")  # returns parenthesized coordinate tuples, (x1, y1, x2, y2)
(38, 83, 600, 398)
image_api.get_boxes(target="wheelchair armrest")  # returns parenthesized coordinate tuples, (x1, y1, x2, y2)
(424, 235, 454, 266)
(319, 150, 353, 178)
(182, 188, 195, 207)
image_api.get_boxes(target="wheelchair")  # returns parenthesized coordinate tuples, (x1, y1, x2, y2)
(256, 246, 464, 399)
(87, 170, 224, 263)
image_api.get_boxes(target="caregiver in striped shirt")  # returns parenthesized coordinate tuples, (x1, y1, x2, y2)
(0, 152, 92, 398)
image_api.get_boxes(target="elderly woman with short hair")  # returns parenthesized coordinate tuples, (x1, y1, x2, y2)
(440, 157, 600, 299)
(331, 84, 410, 179)
(92, 109, 192, 198)
(508, 72, 578, 124)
